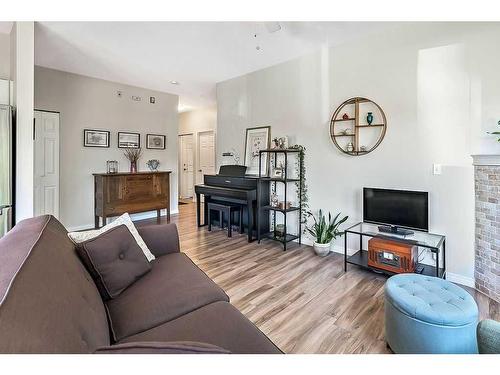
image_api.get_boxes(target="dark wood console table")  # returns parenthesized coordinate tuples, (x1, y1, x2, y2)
(93, 171, 171, 228)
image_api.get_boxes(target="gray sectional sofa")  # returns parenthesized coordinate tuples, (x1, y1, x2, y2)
(0, 215, 281, 354)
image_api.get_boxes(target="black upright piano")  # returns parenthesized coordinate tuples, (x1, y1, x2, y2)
(194, 165, 269, 242)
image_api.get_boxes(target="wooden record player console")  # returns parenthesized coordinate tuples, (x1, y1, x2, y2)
(368, 237, 417, 274)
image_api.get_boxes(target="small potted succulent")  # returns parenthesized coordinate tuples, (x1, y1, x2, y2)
(306, 209, 348, 256)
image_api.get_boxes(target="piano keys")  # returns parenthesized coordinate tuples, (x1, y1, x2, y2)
(194, 165, 269, 242)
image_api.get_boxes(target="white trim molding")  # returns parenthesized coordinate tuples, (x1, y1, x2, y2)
(446, 272, 475, 288)
(471, 154, 500, 166)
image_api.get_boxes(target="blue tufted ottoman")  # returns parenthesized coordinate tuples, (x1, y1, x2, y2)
(384, 274, 478, 354)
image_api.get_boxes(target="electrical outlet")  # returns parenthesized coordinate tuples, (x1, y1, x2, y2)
(433, 163, 442, 175)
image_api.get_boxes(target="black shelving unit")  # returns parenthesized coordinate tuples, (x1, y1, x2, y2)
(257, 149, 303, 250)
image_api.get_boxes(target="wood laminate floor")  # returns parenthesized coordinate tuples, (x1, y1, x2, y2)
(138, 202, 500, 354)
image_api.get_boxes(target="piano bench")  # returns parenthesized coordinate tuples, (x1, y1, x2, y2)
(207, 201, 243, 238)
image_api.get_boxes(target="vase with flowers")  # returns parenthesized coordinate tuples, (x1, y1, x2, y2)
(124, 148, 142, 173)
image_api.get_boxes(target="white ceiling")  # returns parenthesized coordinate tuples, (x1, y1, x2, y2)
(34, 22, 400, 111)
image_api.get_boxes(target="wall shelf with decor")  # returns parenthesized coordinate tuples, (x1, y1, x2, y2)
(330, 97, 387, 156)
(257, 149, 303, 251)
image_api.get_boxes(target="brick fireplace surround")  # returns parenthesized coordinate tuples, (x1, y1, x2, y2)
(473, 154, 500, 302)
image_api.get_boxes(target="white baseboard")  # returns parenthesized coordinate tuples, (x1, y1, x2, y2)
(299, 236, 357, 256)
(445, 272, 475, 288)
(66, 209, 179, 232)
(301, 237, 476, 288)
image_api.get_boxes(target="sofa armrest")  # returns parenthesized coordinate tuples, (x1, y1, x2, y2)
(477, 319, 500, 354)
(95, 341, 230, 354)
(137, 223, 180, 257)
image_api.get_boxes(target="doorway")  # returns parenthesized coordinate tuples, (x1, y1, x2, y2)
(197, 130, 216, 185)
(178, 133, 194, 199)
(34, 110, 60, 218)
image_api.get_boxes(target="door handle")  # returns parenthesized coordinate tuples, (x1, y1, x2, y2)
(198, 169, 202, 172)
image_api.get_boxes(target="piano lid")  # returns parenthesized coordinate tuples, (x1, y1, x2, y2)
(218, 165, 247, 176)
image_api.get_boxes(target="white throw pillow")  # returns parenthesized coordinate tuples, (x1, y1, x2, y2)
(68, 213, 156, 261)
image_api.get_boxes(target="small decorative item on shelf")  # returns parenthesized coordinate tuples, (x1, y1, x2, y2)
(273, 169, 283, 178)
(270, 193, 279, 208)
(346, 142, 354, 153)
(272, 136, 289, 149)
(366, 112, 374, 125)
(341, 128, 349, 135)
(274, 224, 285, 240)
(146, 159, 160, 171)
(124, 148, 142, 173)
(106, 160, 118, 174)
(278, 201, 292, 210)
(306, 209, 348, 257)
(360, 145, 367, 152)
(342, 113, 350, 120)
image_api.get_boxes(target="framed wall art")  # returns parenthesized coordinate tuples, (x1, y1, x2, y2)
(244, 126, 271, 175)
(118, 132, 140, 148)
(146, 134, 166, 149)
(83, 129, 110, 148)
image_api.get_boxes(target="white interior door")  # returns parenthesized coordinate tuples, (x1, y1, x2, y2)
(34, 111, 60, 218)
(197, 131, 215, 185)
(179, 134, 194, 198)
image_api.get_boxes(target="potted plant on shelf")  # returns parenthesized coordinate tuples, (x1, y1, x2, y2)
(306, 209, 348, 256)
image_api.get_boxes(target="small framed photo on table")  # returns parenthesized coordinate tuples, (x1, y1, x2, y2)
(83, 129, 110, 148)
(118, 132, 140, 148)
(146, 134, 166, 149)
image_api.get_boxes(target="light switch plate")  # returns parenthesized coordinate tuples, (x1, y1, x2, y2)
(433, 163, 442, 175)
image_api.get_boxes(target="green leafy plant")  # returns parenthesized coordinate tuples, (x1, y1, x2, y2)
(488, 120, 500, 142)
(289, 144, 308, 228)
(306, 209, 348, 244)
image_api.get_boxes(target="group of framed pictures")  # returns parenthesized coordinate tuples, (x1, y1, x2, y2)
(83, 129, 166, 149)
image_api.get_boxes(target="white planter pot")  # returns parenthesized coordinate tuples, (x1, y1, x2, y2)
(313, 241, 331, 257)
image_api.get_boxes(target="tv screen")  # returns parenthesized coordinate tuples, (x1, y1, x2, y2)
(363, 188, 429, 231)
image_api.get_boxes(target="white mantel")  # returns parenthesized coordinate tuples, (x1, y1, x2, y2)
(471, 154, 500, 166)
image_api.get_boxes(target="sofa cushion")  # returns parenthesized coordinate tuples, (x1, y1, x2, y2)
(106, 252, 229, 341)
(119, 301, 282, 354)
(95, 341, 230, 354)
(0, 215, 110, 353)
(76, 224, 152, 300)
(69, 212, 155, 261)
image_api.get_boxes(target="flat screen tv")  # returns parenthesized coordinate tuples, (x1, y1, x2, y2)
(363, 188, 429, 233)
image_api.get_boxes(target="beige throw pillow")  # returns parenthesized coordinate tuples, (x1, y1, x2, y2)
(68, 213, 156, 261)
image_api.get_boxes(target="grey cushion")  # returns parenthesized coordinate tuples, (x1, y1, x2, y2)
(77, 224, 151, 300)
(119, 301, 282, 354)
(106, 252, 229, 342)
(95, 341, 230, 354)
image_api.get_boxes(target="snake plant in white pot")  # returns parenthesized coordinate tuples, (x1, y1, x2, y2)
(306, 210, 348, 256)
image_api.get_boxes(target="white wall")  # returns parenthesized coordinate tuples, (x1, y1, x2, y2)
(34, 66, 179, 231)
(0, 33, 10, 79)
(179, 106, 217, 189)
(12, 22, 35, 222)
(216, 23, 500, 284)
